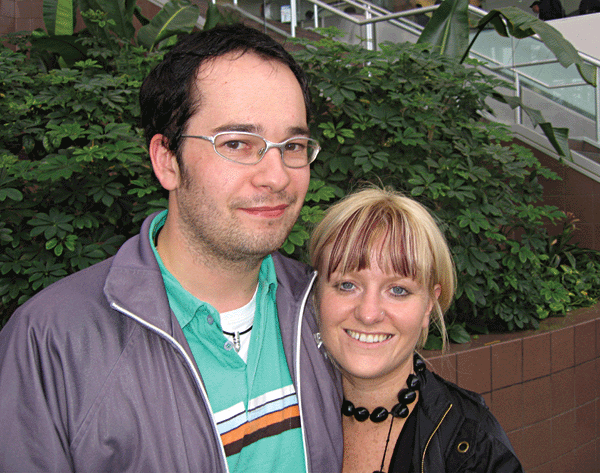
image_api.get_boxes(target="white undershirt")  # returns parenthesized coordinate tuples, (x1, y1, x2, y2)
(220, 286, 257, 363)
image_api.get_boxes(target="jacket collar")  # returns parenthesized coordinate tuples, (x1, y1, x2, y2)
(104, 213, 176, 336)
(103, 214, 317, 341)
(272, 252, 317, 376)
(413, 369, 455, 467)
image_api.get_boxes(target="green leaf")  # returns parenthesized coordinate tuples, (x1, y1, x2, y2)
(447, 323, 471, 344)
(474, 8, 595, 86)
(203, 3, 236, 30)
(133, 5, 150, 26)
(538, 124, 571, 158)
(43, 0, 74, 35)
(423, 334, 443, 350)
(0, 188, 23, 202)
(30, 35, 88, 66)
(79, 0, 137, 40)
(417, 0, 470, 59)
(137, 0, 200, 50)
(491, 91, 571, 158)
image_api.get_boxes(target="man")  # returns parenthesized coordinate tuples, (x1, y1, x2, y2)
(0, 24, 342, 472)
(530, 0, 565, 19)
(578, 0, 600, 15)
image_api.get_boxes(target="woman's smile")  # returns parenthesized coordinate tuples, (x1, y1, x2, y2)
(344, 329, 393, 344)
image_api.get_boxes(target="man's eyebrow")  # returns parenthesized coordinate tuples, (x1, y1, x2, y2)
(213, 124, 258, 134)
(288, 126, 311, 137)
(211, 124, 311, 137)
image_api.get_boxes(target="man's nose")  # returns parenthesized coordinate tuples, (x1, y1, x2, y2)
(252, 147, 292, 192)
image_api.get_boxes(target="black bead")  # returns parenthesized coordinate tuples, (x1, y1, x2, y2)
(407, 374, 420, 390)
(341, 399, 355, 417)
(414, 354, 426, 373)
(340, 352, 424, 424)
(354, 407, 370, 422)
(398, 388, 417, 404)
(370, 406, 389, 423)
(397, 405, 410, 418)
(391, 403, 409, 418)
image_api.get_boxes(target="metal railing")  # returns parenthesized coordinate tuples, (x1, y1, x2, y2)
(465, 22, 600, 144)
(210, 0, 600, 149)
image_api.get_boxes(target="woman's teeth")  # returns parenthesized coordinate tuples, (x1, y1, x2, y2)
(345, 329, 392, 343)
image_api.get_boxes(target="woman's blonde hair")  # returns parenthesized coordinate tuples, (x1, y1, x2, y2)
(309, 187, 456, 350)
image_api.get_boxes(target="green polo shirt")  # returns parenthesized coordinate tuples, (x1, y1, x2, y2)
(149, 211, 306, 473)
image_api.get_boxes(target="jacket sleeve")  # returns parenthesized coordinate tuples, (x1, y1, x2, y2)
(447, 414, 524, 473)
(0, 308, 74, 472)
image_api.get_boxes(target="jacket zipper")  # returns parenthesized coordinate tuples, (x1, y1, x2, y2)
(294, 271, 317, 473)
(421, 404, 453, 473)
(110, 302, 231, 473)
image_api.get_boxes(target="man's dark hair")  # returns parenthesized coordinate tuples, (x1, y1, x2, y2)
(140, 23, 311, 161)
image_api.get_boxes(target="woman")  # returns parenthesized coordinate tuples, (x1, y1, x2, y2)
(309, 188, 522, 473)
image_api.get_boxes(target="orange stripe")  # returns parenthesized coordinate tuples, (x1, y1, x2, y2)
(220, 405, 300, 446)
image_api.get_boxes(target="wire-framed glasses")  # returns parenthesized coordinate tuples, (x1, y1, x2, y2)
(181, 131, 320, 168)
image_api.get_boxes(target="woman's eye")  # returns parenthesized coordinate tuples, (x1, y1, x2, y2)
(390, 286, 408, 296)
(339, 281, 355, 291)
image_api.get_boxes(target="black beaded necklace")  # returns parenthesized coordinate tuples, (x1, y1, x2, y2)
(341, 353, 426, 473)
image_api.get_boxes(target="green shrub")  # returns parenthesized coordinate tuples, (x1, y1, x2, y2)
(291, 32, 600, 344)
(0, 42, 165, 323)
(0, 37, 331, 325)
(1, 30, 599, 341)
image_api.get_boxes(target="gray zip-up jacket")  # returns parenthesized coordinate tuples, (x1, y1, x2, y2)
(0, 215, 343, 472)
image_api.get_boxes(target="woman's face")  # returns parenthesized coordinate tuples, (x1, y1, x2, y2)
(316, 259, 439, 385)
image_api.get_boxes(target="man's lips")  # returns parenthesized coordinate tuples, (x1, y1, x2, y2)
(238, 204, 289, 218)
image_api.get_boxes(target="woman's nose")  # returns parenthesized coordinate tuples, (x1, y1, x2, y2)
(355, 292, 385, 325)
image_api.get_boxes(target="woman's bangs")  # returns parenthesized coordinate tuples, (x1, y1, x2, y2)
(325, 206, 424, 282)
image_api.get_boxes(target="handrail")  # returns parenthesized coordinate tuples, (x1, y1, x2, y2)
(207, 0, 599, 147)
(288, 0, 600, 143)
(465, 28, 600, 141)
(307, 0, 431, 33)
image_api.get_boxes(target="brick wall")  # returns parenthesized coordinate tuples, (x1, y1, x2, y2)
(537, 152, 600, 252)
(1, 0, 44, 36)
(423, 303, 600, 472)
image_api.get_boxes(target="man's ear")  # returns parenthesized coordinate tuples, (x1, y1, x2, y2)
(149, 134, 180, 191)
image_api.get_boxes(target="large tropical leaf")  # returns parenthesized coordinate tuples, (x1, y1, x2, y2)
(133, 5, 150, 27)
(203, 3, 237, 31)
(43, 0, 74, 35)
(492, 92, 571, 156)
(137, 0, 200, 50)
(416, 0, 470, 58)
(472, 7, 596, 85)
(416, 0, 596, 157)
(30, 34, 88, 66)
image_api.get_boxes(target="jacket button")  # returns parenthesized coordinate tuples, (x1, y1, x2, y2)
(457, 441, 470, 454)
(224, 341, 234, 351)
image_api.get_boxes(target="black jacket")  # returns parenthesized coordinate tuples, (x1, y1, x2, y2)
(537, 0, 565, 20)
(394, 368, 523, 473)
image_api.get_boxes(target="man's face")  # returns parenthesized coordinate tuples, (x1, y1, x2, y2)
(531, 4, 540, 13)
(168, 52, 311, 265)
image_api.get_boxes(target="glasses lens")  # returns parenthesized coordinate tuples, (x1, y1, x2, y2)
(282, 138, 319, 168)
(213, 133, 265, 164)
